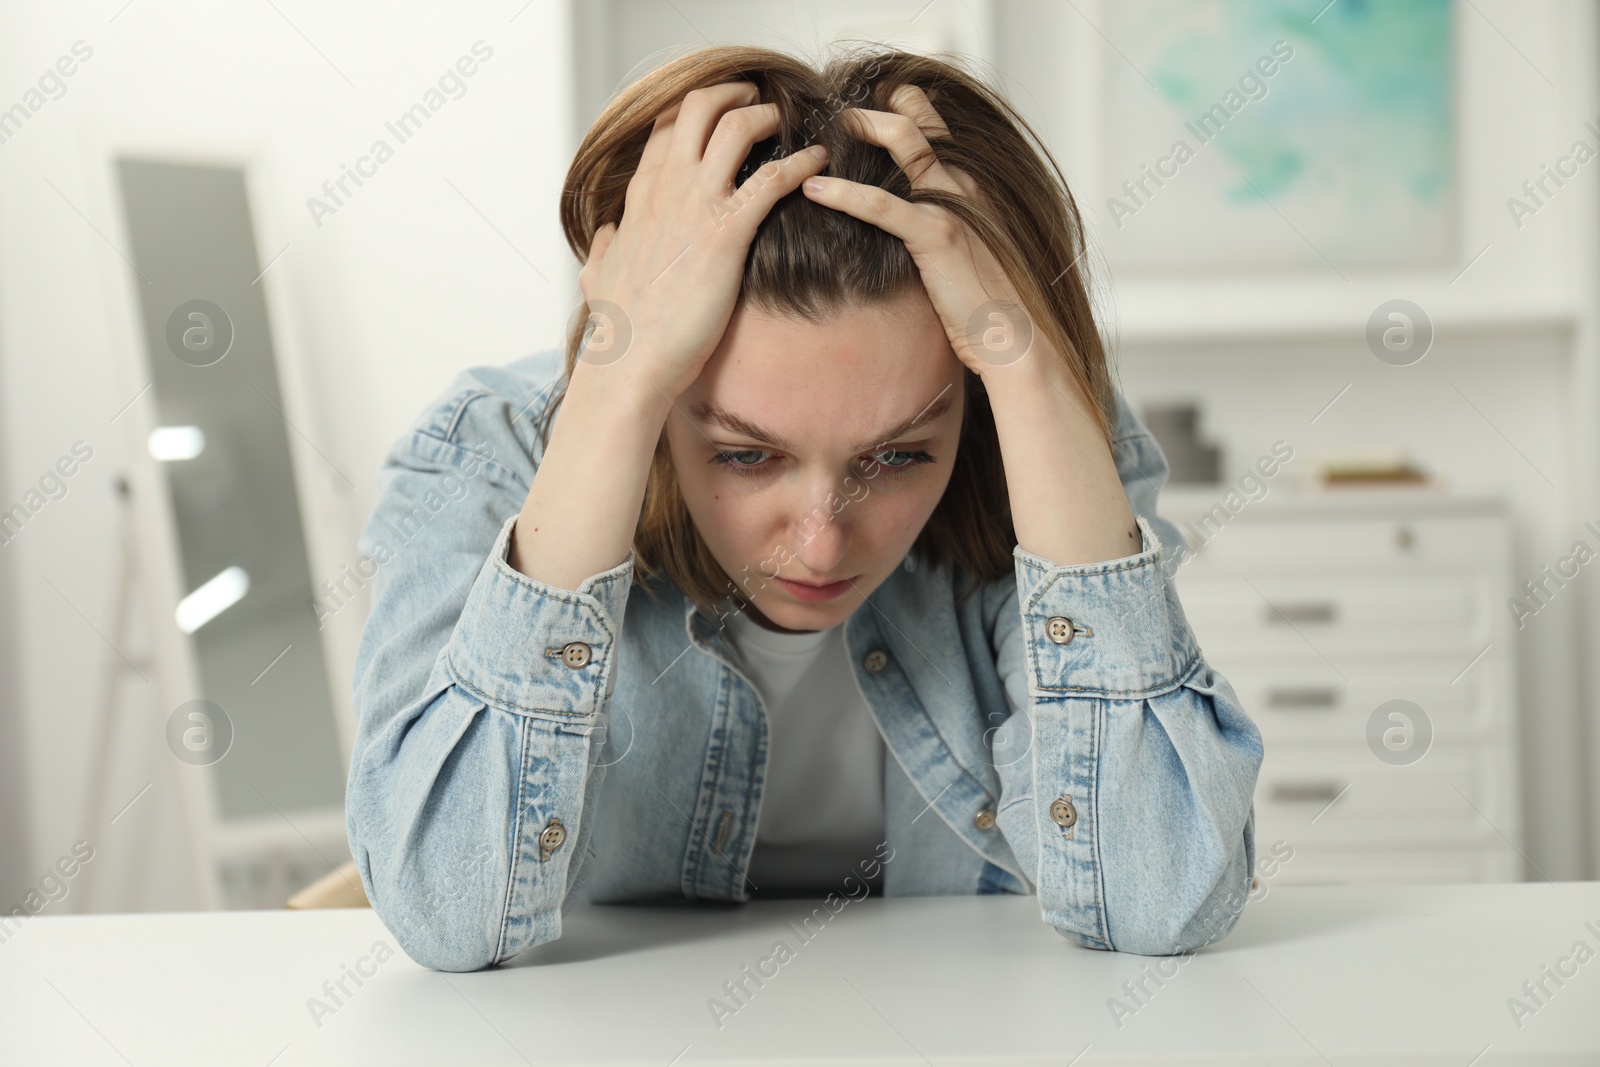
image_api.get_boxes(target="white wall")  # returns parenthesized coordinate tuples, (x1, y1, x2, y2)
(0, 0, 578, 910)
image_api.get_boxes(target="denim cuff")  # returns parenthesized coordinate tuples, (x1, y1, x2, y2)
(444, 513, 634, 721)
(1012, 514, 1201, 699)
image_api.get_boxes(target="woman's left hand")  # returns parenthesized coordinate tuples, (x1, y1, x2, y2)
(800, 84, 1038, 376)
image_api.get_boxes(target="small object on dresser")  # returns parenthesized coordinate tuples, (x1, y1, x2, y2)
(1141, 402, 1222, 485)
(1309, 449, 1433, 486)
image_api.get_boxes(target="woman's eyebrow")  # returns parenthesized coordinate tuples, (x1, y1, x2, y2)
(689, 386, 954, 453)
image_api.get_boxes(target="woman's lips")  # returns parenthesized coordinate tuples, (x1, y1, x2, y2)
(774, 575, 856, 602)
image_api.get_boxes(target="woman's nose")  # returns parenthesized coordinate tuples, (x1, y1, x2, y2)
(787, 483, 852, 575)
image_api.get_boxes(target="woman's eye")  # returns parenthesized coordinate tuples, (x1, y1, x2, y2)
(710, 449, 769, 470)
(870, 450, 936, 474)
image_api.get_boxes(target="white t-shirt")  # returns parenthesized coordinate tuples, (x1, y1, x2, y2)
(722, 608, 887, 896)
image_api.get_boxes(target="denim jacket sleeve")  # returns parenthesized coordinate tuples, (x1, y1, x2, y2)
(989, 397, 1264, 955)
(344, 371, 634, 972)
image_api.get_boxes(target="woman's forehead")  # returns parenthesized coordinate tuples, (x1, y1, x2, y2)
(706, 297, 955, 385)
(687, 301, 963, 446)
(687, 383, 958, 454)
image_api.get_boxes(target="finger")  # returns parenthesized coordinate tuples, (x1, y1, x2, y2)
(586, 221, 617, 266)
(838, 106, 964, 196)
(798, 174, 925, 244)
(631, 103, 683, 197)
(722, 143, 831, 233)
(701, 102, 782, 188)
(578, 222, 616, 298)
(886, 84, 951, 138)
(887, 85, 990, 203)
(667, 81, 762, 169)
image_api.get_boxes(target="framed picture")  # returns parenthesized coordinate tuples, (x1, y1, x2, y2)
(1095, 0, 1458, 274)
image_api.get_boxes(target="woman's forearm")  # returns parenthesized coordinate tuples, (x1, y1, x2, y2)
(508, 360, 672, 591)
(981, 352, 1139, 566)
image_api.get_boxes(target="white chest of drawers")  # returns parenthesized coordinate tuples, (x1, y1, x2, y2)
(1158, 487, 1523, 884)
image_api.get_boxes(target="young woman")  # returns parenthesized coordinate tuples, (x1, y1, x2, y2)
(345, 45, 1263, 972)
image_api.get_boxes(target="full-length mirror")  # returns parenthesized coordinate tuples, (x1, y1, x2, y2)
(114, 158, 347, 907)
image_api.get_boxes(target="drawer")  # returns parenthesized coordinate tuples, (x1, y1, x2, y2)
(1164, 513, 1509, 574)
(1205, 656, 1501, 745)
(1252, 747, 1507, 849)
(1175, 572, 1494, 653)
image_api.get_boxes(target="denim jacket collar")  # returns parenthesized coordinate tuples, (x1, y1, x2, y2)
(678, 561, 1024, 881)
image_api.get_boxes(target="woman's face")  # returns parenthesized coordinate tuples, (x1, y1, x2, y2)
(667, 289, 966, 634)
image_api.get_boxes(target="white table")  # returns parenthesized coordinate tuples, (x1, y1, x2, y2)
(2, 883, 1597, 1065)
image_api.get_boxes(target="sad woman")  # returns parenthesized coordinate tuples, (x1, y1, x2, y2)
(345, 44, 1263, 971)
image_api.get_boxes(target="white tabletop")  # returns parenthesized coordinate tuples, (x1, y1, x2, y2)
(2, 883, 1597, 1065)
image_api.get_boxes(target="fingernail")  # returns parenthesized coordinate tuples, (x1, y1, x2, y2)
(804, 176, 826, 192)
(807, 144, 828, 161)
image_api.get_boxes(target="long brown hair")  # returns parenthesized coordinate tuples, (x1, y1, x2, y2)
(543, 44, 1113, 614)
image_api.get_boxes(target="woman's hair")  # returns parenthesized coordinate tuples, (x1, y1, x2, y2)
(542, 44, 1113, 614)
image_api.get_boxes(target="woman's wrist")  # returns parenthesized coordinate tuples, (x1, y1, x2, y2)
(565, 355, 677, 428)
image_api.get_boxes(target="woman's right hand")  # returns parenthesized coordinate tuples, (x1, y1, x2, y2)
(576, 80, 829, 399)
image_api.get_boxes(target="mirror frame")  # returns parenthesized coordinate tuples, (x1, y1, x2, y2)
(80, 124, 361, 907)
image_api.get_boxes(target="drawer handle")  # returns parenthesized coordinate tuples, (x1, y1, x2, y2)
(1269, 781, 1346, 804)
(1266, 602, 1337, 625)
(1266, 687, 1340, 709)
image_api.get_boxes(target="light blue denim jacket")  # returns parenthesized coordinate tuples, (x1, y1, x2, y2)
(345, 347, 1264, 972)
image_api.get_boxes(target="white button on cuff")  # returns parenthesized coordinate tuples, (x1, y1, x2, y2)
(1045, 617, 1093, 645)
